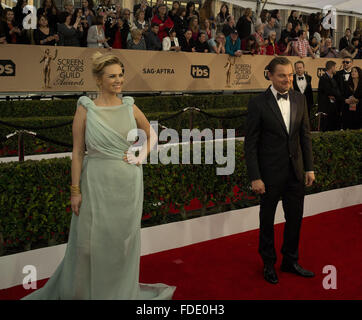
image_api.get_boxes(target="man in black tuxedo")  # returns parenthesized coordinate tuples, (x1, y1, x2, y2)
(318, 60, 344, 131)
(245, 57, 315, 284)
(293, 61, 314, 122)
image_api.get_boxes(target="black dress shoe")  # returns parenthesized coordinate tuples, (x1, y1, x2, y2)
(263, 264, 279, 284)
(280, 262, 315, 277)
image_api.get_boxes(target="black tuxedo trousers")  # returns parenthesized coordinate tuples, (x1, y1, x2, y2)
(259, 159, 305, 265)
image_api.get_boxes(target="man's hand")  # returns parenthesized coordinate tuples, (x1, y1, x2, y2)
(251, 179, 265, 194)
(305, 172, 315, 187)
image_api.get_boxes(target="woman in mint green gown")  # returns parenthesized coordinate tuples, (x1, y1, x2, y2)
(22, 52, 176, 300)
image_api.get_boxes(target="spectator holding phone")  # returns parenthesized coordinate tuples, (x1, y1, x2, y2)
(72, 7, 89, 47)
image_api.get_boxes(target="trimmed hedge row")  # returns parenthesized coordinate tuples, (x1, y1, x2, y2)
(0, 93, 257, 118)
(0, 130, 361, 256)
(0, 92, 319, 117)
(0, 107, 248, 157)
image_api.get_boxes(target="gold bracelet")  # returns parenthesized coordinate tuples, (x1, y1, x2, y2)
(70, 185, 81, 195)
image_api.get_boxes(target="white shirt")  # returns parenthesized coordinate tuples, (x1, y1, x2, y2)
(270, 85, 290, 134)
(343, 70, 351, 81)
(296, 74, 307, 94)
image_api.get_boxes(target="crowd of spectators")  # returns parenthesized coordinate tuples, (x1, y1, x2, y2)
(1, 0, 361, 58)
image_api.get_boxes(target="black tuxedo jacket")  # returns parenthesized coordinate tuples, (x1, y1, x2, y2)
(334, 69, 351, 97)
(317, 73, 343, 113)
(244, 87, 314, 186)
(293, 74, 314, 110)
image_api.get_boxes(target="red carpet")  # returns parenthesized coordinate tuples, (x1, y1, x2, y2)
(1, 204, 362, 300)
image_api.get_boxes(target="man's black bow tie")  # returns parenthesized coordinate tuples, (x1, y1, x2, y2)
(298, 76, 304, 80)
(277, 92, 289, 100)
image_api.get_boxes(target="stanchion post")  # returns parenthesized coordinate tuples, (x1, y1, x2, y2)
(189, 108, 193, 130)
(18, 131, 25, 162)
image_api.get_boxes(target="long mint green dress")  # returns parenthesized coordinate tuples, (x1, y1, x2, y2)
(22, 96, 176, 300)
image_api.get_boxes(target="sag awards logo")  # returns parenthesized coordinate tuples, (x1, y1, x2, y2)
(39, 49, 85, 88)
(224, 56, 251, 87)
(0, 60, 16, 76)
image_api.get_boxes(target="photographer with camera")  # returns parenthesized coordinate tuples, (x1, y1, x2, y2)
(72, 7, 91, 47)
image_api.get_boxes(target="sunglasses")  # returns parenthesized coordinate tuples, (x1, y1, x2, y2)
(342, 61, 351, 64)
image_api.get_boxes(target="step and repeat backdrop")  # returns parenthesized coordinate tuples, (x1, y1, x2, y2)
(1, 44, 361, 92)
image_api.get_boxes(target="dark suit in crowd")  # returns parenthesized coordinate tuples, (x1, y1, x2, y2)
(317, 72, 343, 131)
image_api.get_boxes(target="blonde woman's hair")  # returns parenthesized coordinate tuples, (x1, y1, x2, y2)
(91, 52, 124, 79)
(131, 28, 142, 39)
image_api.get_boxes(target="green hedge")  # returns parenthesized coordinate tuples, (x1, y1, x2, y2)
(0, 92, 320, 157)
(0, 107, 248, 157)
(0, 92, 319, 118)
(0, 93, 256, 118)
(0, 130, 361, 256)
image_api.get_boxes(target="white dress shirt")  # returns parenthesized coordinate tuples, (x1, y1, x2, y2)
(270, 85, 290, 134)
(296, 74, 307, 94)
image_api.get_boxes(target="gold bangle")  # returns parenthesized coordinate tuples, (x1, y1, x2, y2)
(70, 185, 81, 193)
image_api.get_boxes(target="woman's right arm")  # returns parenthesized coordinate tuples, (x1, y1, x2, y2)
(71, 104, 87, 215)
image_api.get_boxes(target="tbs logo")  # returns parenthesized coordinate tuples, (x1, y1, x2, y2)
(191, 65, 209, 78)
(0, 60, 16, 76)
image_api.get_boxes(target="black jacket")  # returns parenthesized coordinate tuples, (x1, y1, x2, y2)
(236, 16, 251, 40)
(106, 21, 130, 49)
(317, 73, 343, 114)
(244, 87, 314, 186)
(180, 36, 195, 52)
(195, 40, 209, 53)
(293, 74, 314, 112)
(144, 31, 162, 51)
(334, 69, 352, 97)
(173, 15, 188, 39)
(338, 36, 350, 52)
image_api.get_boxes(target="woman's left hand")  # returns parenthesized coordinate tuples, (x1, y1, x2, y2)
(123, 151, 142, 166)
